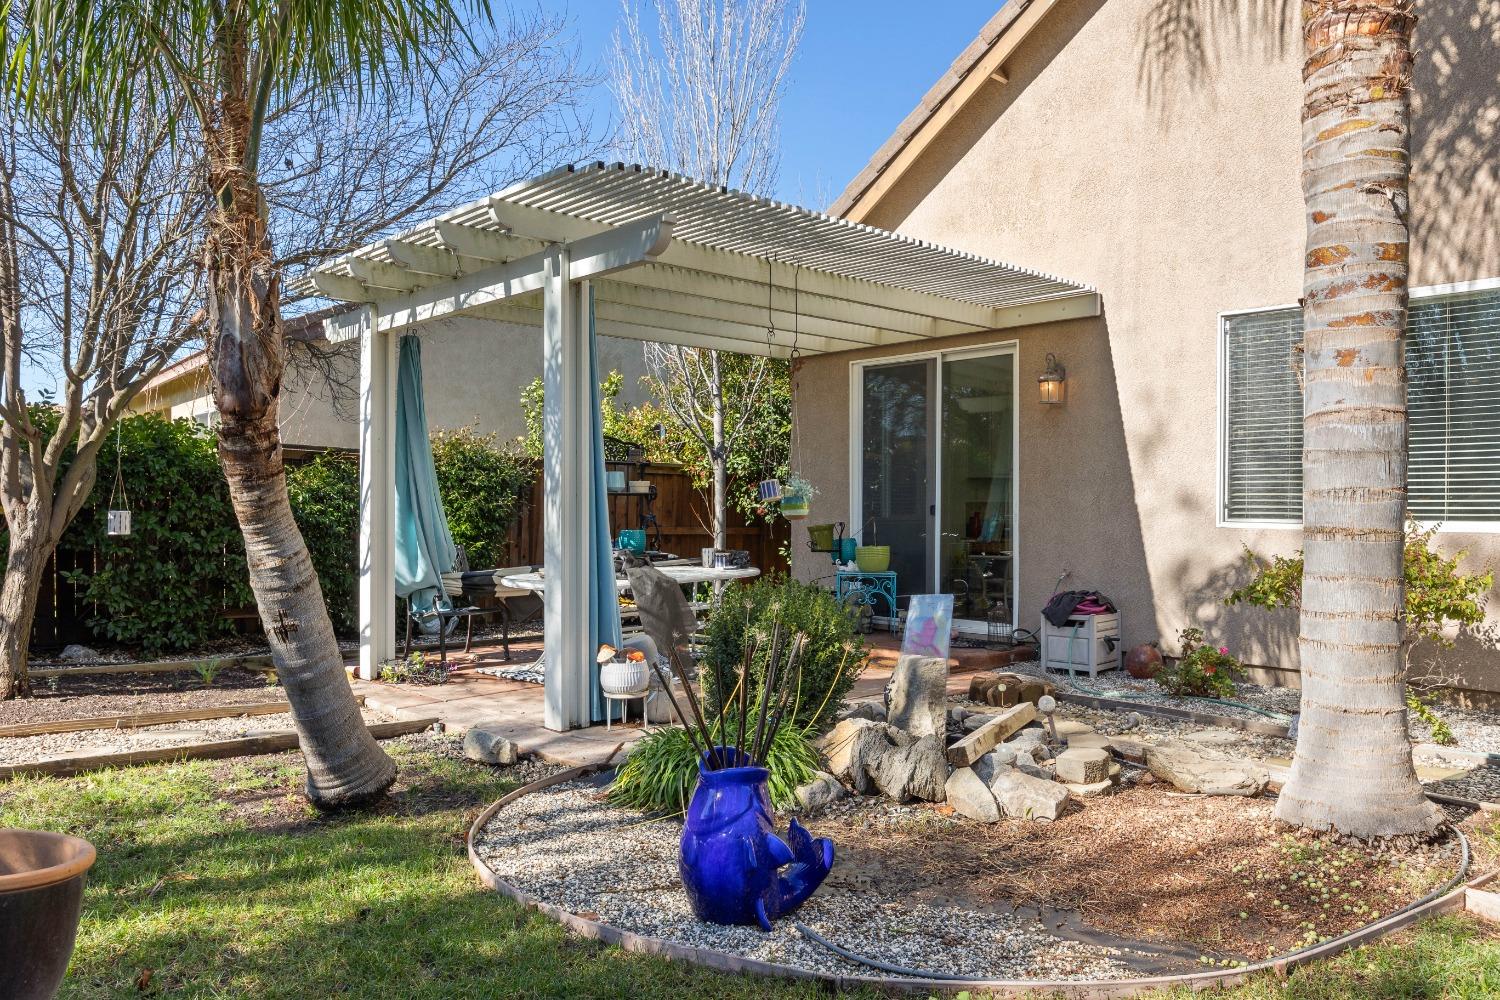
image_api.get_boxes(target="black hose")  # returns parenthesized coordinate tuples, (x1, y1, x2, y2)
(792, 922, 973, 981)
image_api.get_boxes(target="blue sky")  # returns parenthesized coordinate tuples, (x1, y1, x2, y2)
(562, 0, 1001, 207)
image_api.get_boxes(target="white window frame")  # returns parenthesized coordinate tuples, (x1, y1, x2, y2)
(847, 339, 1021, 634)
(1217, 276, 1500, 533)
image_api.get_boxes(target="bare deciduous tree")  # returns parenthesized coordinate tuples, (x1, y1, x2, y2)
(0, 98, 204, 699)
(612, 0, 802, 547)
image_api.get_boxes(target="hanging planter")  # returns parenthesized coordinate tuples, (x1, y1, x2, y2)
(757, 479, 783, 503)
(778, 474, 816, 522)
(106, 425, 132, 537)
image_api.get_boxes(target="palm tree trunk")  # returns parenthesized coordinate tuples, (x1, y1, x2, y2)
(202, 84, 394, 807)
(0, 513, 49, 699)
(1276, 0, 1440, 838)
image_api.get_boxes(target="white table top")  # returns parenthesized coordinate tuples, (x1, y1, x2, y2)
(500, 561, 760, 594)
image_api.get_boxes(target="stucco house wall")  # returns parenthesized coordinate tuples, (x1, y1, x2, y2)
(134, 315, 657, 452)
(791, 0, 1500, 695)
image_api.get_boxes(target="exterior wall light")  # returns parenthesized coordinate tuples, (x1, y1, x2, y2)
(1038, 353, 1066, 404)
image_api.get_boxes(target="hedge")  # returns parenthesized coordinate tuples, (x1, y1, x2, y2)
(23, 414, 533, 656)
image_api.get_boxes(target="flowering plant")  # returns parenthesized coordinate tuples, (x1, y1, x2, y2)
(1155, 627, 1244, 698)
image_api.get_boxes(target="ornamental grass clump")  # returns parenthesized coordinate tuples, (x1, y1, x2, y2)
(609, 722, 821, 814)
(1155, 627, 1244, 698)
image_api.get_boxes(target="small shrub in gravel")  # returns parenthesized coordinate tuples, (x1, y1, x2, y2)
(1156, 628, 1243, 698)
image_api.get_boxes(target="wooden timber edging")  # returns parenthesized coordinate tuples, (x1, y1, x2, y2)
(466, 768, 1495, 997)
(0, 700, 300, 739)
(1055, 691, 1292, 738)
(29, 654, 275, 680)
(0, 718, 437, 781)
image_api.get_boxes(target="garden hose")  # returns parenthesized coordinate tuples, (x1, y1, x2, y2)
(792, 921, 973, 981)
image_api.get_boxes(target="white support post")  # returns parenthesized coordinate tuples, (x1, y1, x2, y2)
(543, 250, 593, 730)
(357, 305, 397, 681)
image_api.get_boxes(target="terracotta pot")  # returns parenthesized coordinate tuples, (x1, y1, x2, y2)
(1, 829, 96, 1000)
(1124, 642, 1164, 679)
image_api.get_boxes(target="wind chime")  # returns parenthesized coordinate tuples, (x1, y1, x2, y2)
(756, 258, 784, 505)
(756, 260, 807, 520)
(106, 424, 132, 537)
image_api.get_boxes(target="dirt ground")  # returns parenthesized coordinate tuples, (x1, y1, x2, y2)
(0, 668, 281, 726)
(807, 783, 1495, 963)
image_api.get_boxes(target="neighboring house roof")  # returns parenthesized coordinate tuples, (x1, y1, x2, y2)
(830, 0, 1062, 222)
(139, 303, 353, 396)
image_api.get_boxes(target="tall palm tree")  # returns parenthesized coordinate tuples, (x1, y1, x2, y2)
(1276, 0, 1442, 838)
(3, 0, 484, 807)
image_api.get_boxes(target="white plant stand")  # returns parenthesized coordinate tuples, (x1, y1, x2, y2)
(604, 687, 655, 732)
(1040, 611, 1121, 678)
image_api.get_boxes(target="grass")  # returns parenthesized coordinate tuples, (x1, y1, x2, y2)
(2, 735, 1498, 999)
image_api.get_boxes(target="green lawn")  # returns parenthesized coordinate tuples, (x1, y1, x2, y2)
(2, 735, 1497, 999)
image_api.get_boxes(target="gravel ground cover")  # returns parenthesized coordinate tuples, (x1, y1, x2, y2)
(0, 707, 395, 765)
(473, 775, 1137, 981)
(0, 675, 285, 726)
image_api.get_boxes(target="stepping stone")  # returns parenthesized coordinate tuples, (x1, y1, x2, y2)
(1146, 740, 1268, 796)
(1055, 747, 1110, 784)
(1055, 720, 1093, 738)
(1066, 732, 1115, 753)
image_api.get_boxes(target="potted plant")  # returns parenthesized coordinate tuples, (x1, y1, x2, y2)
(598, 644, 650, 695)
(1, 828, 96, 1000)
(779, 474, 816, 520)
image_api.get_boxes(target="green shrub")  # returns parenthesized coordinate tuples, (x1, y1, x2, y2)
(430, 427, 534, 568)
(1226, 517, 1493, 674)
(286, 453, 360, 635)
(62, 414, 254, 656)
(699, 575, 866, 731)
(608, 721, 821, 814)
(1155, 627, 1244, 698)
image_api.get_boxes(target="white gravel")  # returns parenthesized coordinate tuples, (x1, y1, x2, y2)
(0, 708, 395, 765)
(474, 776, 1140, 982)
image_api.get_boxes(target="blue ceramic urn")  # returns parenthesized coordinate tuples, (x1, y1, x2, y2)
(678, 747, 834, 931)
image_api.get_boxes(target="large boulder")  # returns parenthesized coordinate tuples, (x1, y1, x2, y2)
(1146, 740, 1268, 796)
(886, 654, 948, 738)
(989, 766, 1071, 821)
(870, 733, 948, 802)
(819, 718, 946, 802)
(945, 767, 1000, 822)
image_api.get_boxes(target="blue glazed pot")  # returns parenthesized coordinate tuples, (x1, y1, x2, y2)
(678, 747, 834, 931)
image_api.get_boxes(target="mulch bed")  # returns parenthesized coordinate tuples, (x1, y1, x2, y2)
(0, 669, 284, 726)
(806, 785, 1484, 964)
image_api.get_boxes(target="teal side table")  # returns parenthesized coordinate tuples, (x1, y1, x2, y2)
(835, 571, 898, 627)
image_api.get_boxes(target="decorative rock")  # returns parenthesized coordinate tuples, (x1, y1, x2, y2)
(1065, 779, 1114, 798)
(971, 746, 1018, 785)
(945, 767, 1001, 822)
(962, 713, 995, 733)
(1146, 740, 1268, 796)
(947, 703, 1037, 766)
(990, 766, 1071, 821)
(886, 654, 948, 739)
(838, 702, 887, 723)
(60, 644, 99, 661)
(794, 771, 847, 813)
(870, 733, 948, 803)
(1181, 729, 1240, 748)
(1066, 732, 1116, 754)
(819, 718, 888, 793)
(462, 726, 519, 765)
(1055, 747, 1110, 784)
(1054, 720, 1093, 738)
(1015, 758, 1053, 780)
(1018, 679, 1055, 706)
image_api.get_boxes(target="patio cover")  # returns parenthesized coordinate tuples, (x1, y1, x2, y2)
(303, 162, 1099, 731)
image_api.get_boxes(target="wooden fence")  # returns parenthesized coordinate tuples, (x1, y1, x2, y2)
(502, 461, 789, 572)
(29, 461, 788, 651)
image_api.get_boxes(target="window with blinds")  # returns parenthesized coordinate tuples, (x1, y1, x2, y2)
(1221, 284, 1500, 525)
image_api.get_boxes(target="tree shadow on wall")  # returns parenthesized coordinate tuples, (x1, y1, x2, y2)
(1136, 0, 1296, 115)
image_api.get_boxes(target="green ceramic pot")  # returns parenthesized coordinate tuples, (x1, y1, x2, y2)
(855, 546, 890, 573)
(780, 495, 810, 520)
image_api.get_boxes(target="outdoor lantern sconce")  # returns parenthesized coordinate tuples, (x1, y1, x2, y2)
(1038, 353, 1066, 404)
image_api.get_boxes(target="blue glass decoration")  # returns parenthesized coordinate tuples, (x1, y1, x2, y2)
(678, 748, 834, 931)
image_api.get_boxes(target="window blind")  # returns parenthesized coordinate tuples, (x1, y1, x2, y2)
(1222, 285, 1500, 524)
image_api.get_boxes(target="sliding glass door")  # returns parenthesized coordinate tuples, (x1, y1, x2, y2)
(856, 346, 1016, 629)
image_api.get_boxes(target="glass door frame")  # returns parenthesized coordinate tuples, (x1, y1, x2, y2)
(848, 340, 1020, 634)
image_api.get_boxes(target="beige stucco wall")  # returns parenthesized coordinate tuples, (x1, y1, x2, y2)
(794, 0, 1500, 693)
(134, 316, 657, 451)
